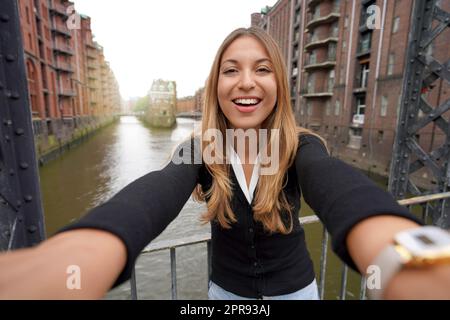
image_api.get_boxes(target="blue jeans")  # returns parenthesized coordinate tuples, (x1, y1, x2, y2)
(208, 279, 320, 300)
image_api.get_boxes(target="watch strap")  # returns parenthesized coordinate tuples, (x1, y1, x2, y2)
(366, 245, 404, 300)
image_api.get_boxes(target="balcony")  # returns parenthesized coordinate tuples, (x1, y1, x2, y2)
(86, 50, 96, 59)
(304, 37, 338, 51)
(87, 61, 98, 70)
(306, 12, 340, 30)
(53, 43, 74, 56)
(51, 25, 72, 37)
(54, 61, 74, 73)
(304, 59, 336, 71)
(86, 42, 97, 49)
(302, 87, 333, 98)
(49, 1, 68, 17)
(58, 88, 76, 97)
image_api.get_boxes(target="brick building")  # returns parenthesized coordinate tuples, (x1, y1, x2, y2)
(252, 0, 450, 186)
(17, 0, 121, 160)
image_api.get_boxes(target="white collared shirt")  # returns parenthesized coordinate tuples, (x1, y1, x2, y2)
(226, 143, 261, 204)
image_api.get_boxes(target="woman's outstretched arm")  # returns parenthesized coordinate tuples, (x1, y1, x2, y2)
(0, 136, 202, 299)
(0, 229, 126, 299)
(296, 133, 450, 299)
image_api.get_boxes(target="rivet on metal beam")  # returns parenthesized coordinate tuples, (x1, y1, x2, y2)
(15, 128, 24, 136)
(403, 154, 409, 159)
(9, 169, 14, 176)
(27, 226, 37, 233)
(0, 14, 10, 22)
(5, 135, 10, 142)
(10, 92, 19, 100)
(409, 114, 415, 118)
(5, 54, 15, 62)
(19, 162, 29, 170)
(24, 195, 33, 202)
(16, 200, 21, 208)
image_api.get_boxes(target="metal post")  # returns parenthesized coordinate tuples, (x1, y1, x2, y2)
(0, 0, 46, 251)
(388, 0, 450, 228)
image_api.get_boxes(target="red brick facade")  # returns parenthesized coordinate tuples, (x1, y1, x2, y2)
(18, 0, 122, 158)
(252, 0, 450, 186)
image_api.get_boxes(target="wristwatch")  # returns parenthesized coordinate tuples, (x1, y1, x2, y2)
(366, 226, 450, 300)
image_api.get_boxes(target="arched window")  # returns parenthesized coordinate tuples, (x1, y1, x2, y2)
(26, 59, 39, 116)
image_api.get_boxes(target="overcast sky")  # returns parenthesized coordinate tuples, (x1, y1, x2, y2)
(72, 0, 278, 100)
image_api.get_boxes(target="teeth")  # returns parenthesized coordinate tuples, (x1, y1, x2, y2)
(234, 98, 260, 105)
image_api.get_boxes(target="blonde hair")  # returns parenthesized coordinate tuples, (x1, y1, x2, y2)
(189, 27, 327, 234)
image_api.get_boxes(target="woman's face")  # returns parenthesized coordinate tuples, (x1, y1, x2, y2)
(217, 36, 277, 130)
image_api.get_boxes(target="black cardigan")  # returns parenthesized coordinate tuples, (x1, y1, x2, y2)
(57, 134, 422, 298)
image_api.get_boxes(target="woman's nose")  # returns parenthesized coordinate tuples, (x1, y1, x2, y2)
(238, 70, 256, 90)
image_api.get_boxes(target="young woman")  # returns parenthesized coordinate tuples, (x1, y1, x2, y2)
(0, 27, 449, 300)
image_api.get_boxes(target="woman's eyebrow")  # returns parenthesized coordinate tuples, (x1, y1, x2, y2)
(221, 58, 272, 66)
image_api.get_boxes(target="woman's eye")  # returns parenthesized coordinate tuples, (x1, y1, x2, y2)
(224, 69, 237, 74)
(257, 68, 271, 73)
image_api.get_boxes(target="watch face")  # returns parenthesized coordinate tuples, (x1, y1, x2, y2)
(395, 226, 450, 257)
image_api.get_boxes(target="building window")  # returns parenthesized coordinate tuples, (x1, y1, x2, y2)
(340, 66, 345, 84)
(300, 103, 304, 115)
(377, 130, 384, 143)
(328, 43, 337, 60)
(356, 96, 366, 115)
(309, 51, 317, 64)
(326, 100, 331, 115)
(307, 73, 315, 93)
(360, 62, 370, 88)
(293, 45, 299, 59)
(388, 53, 395, 75)
(381, 95, 388, 117)
(310, 29, 318, 42)
(307, 102, 313, 115)
(313, 6, 320, 19)
(28, 33, 33, 50)
(392, 16, 400, 33)
(331, 21, 339, 38)
(26, 7, 30, 24)
(294, 27, 300, 42)
(359, 32, 372, 53)
(344, 15, 349, 28)
(342, 39, 346, 49)
(328, 70, 335, 91)
(335, 100, 340, 116)
(333, 0, 341, 13)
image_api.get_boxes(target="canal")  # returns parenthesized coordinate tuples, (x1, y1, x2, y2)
(39, 115, 386, 300)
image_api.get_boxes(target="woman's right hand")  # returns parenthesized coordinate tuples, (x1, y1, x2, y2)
(0, 229, 126, 299)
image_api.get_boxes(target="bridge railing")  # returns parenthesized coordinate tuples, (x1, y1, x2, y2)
(128, 191, 450, 300)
